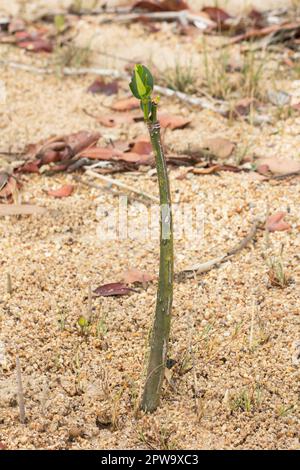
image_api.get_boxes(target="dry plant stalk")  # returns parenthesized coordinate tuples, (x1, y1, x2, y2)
(129, 65, 174, 412)
(16, 356, 26, 424)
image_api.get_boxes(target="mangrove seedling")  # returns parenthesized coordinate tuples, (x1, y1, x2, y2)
(129, 65, 174, 412)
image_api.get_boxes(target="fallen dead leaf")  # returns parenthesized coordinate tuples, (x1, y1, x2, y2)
(266, 212, 291, 232)
(47, 184, 74, 198)
(87, 79, 119, 95)
(18, 38, 53, 52)
(122, 268, 156, 285)
(18, 160, 41, 173)
(79, 147, 124, 160)
(201, 6, 232, 24)
(159, 113, 191, 130)
(203, 137, 235, 159)
(0, 176, 17, 198)
(132, 0, 188, 12)
(111, 97, 140, 112)
(256, 157, 300, 175)
(93, 282, 136, 297)
(129, 140, 152, 155)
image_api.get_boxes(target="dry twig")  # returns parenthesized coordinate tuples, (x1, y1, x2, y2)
(16, 356, 26, 424)
(182, 219, 262, 273)
(85, 169, 159, 203)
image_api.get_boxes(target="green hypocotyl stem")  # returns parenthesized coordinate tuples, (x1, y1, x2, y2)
(130, 65, 174, 412)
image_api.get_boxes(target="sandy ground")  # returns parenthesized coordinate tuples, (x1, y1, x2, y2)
(0, 0, 299, 450)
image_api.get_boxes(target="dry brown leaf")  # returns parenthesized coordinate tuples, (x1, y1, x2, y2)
(119, 152, 152, 164)
(129, 140, 152, 155)
(47, 184, 74, 198)
(79, 147, 123, 160)
(0, 176, 17, 198)
(93, 282, 136, 297)
(122, 268, 156, 285)
(201, 6, 232, 24)
(266, 212, 291, 232)
(87, 79, 119, 95)
(111, 97, 140, 112)
(203, 137, 235, 159)
(159, 113, 191, 130)
(132, 0, 188, 12)
(256, 157, 300, 175)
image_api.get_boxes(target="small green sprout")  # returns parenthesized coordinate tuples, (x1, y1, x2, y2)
(77, 315, 89, 334)
(129, 65, 174, 412)
(129, 64, 155, 121)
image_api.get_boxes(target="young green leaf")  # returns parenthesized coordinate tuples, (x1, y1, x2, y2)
(129, 64, 154, 100)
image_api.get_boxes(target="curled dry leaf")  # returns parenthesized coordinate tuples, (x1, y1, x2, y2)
(0, 176, 17, 198)
(132, 0, 188, 12)
(20, 131, 101, 174)
(129, 140, 152, 155)
(192, 164, 241, 175)
(15, 31, 53, 52)
(18, 160, 41, 173)
(111, 97, 140, 112)
(93, 282, 136, 297)
(18, 38, 53, 52)
(79, 147, 124, 160)
(226, 98, 257, 119)
(47, 184, 74, 198)
(266, 212, 291, 232)
(122, 268, 156, 285)
(87, 79, 119, 95)
(201, 6, 232, 24)
(159, 113, 191, 130)
(203, 137, 235, 160)
(256, 157, 300, 175)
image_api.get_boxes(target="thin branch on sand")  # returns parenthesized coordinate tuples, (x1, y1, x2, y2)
(73, 174, 153, 206)
(182, 219, 262, 273)
(98, 11, 214, 30)
(85, 169, 159, 203)
(16, 356, 26, 424)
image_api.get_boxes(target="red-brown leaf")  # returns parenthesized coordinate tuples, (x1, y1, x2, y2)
(120, 152, 153, 164)
(256, 157, 300, 175)
(129, 140, 152, 155)
(65, 131, 101, 156)
(266, 212, 291, 232)
(122, 269, 156, 284)
(202, 6, 232, 23)
(87, 79, 119, 95)
(18, 160, 41, 173)
(79, 147, 123, 160)
(132, 0, 188, 12)
(18, 38, 53, 52)
(203, 137, 235, 159)
(0, 176, 17, 198)
(93, 282, 136, 297)
(47, 184, 74, 198)
(111, 97, 140, 112)
(159, 113, 191, 130)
